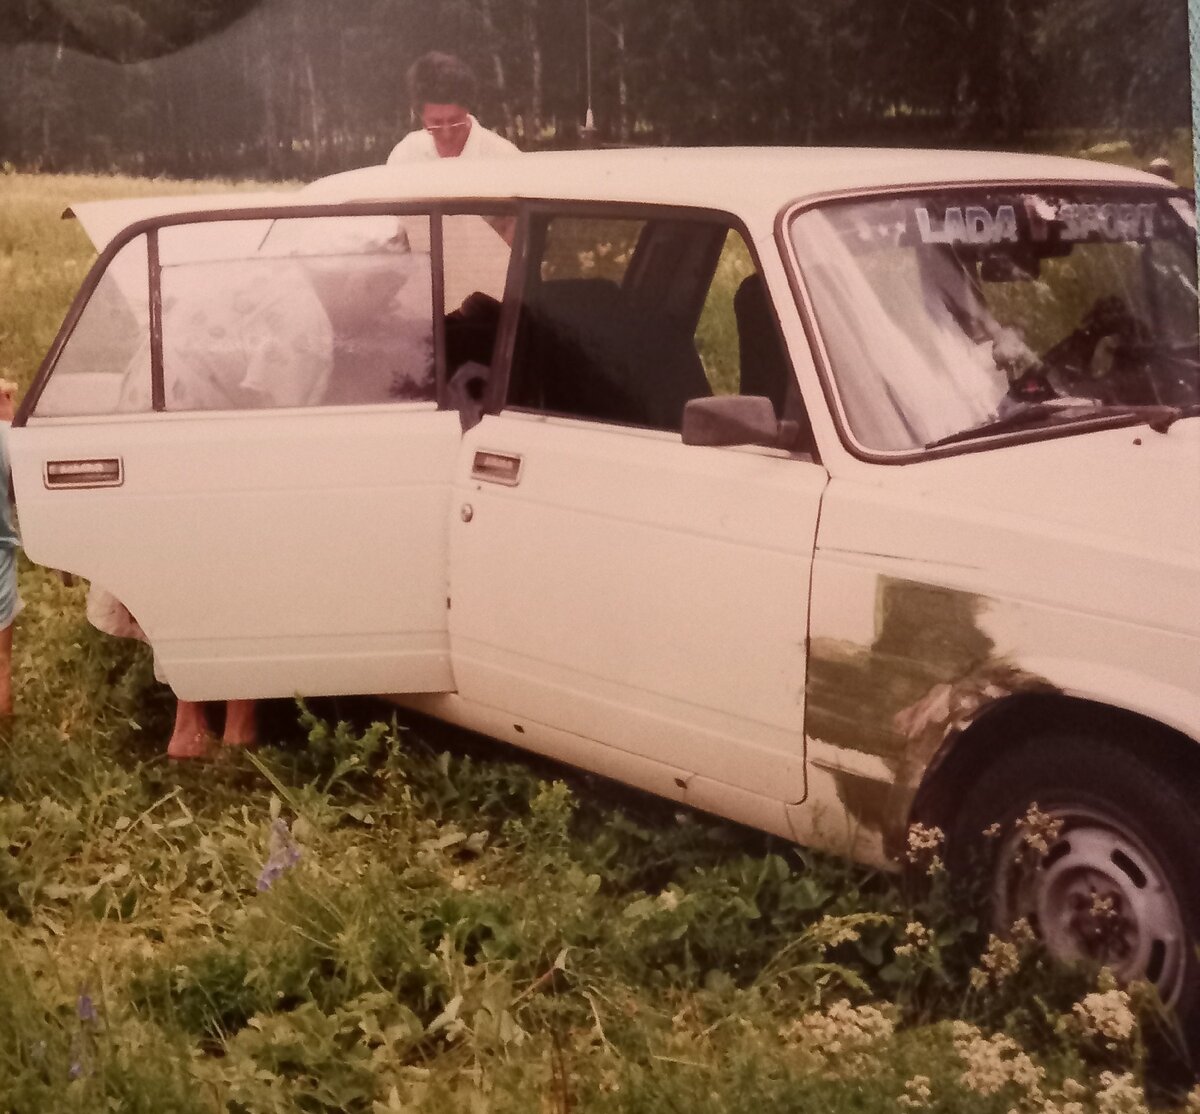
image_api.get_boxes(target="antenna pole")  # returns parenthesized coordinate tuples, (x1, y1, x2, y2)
(582, 0, 597, 143)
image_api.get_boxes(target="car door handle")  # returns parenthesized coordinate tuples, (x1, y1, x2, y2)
(471, 450, 523, 487)
(44, 457, 123, 488)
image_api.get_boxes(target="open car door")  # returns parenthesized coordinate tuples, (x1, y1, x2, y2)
(8, 200, 507, 701)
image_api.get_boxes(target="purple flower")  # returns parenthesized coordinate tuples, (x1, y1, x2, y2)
(76, 991, 96, 1024)
(256, 818, 302, 892)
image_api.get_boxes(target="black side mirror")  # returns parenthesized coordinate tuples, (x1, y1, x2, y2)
(681, 395, 799, 450)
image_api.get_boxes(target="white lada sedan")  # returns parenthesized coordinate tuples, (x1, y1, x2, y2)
(10, 148, 1200, 1023)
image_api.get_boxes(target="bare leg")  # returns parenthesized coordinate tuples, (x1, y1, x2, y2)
(222, 699, 257, 747)
(166, 699, 211, 759)
(0, 622, 12, 717)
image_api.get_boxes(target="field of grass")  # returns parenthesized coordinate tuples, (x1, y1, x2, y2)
(2, 167, 1199, 1112)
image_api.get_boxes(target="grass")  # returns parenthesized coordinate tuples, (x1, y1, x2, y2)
(2, 165, 1199, 1111)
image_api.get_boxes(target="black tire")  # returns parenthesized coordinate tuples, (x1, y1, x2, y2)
(948, 731, 1200, 1037)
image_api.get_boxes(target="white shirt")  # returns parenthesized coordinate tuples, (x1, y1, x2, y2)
(387, 114, 520, 165)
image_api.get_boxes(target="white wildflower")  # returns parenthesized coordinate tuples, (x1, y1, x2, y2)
(905, 822, 945, 860)
(897, 1074, 932, 1108)
(1041, 1102, 1086, 1114)
(1017, 804, 1063, 857)
(953, 1025, 1044, 1102)
(1073, 988, 1137, 1047)
(779, 999, 895, 1076)
(1094, 1071, 1148, 1114)
(813, 914, 862, 948)
(896, 921, 930, 958)
(974, 933, 1022, 986)
(905, 822, 946, 874)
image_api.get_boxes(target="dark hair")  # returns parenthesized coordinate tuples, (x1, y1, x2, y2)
(407, 52, 477, 111)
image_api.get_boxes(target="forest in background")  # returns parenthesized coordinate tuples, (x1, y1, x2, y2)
(0, 0, 1193, 180)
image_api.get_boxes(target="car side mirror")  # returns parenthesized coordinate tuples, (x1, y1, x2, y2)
(682, 395, 799, 450)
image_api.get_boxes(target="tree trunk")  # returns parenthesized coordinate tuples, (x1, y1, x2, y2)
(478, 0, 515, 136)
(616, 10, 628, 143)
(524, 0, 543, 141)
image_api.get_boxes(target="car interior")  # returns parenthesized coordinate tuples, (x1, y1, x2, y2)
(502, 214, 810, 443)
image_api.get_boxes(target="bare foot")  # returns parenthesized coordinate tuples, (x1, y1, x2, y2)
(222, 699, 258, 748)
(166, 699, 213, 759)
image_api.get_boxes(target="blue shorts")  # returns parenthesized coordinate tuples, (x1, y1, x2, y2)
(0, 545, 21, 629)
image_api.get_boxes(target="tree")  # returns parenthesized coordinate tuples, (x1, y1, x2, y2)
(0, 0, 263, 60)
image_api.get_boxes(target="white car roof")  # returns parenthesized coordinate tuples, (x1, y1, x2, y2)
(69, 146, 1175, 253)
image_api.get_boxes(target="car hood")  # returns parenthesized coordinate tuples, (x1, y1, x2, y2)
(820, 417, 1200, 635)
(914, 418, 1200, 555)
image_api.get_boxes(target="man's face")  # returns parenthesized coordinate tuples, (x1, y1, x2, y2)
(421, 102, 472, 158)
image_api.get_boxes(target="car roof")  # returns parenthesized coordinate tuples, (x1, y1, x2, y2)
(69, 147, 1175, 253)
(326, 146, 1171, 207)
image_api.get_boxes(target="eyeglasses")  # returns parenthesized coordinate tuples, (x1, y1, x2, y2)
(425, 120, 470, 134)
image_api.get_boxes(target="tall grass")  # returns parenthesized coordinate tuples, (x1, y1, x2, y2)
(2, 169, 1196, 1111)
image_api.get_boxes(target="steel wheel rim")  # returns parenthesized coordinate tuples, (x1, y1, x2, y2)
(993, 804, 1187, 1007)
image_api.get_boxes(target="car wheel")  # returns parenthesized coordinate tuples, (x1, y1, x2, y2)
(949, 731, 1200, 1021)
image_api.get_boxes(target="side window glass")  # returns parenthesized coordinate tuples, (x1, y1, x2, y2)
(147, 214, 433, 411)
(511, 214, 723, 431)
(442, 212, 515, 388)
(33, 235, 150, 417)
(510, 215, 792, 431)
(540, 217, 641, 283)
(694, 230, 756, 396)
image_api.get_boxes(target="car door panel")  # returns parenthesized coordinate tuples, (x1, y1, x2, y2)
(11, 404, 459, 699)
(449, 412, 824, 803)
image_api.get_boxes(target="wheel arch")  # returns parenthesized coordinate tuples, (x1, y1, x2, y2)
(910, 692, 1200, 837)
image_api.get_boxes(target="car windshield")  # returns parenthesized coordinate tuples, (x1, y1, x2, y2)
(790, 188, 1199, 452)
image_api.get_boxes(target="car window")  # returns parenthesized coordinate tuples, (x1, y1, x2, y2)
(152, 214, 434, 411)
(508, 213, 791, 430)
(539, 217, 642, 283)
(32, 213, 438, 417)
(694, 230, 757, 396)
(791, 189, 1200, 453)
(32, 235, 150, 417)
(441, 212, 516, 398)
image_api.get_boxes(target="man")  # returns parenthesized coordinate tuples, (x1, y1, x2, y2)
(387, 52, 519, 164)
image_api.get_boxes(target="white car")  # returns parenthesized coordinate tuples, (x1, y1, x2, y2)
(11, 148, 1200, 1024)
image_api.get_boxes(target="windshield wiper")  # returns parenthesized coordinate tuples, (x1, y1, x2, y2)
(1148, 402, 1200, 433)
(924, 400, 1167, 450)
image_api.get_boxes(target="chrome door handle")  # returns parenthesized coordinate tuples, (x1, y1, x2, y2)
(44, 458, 123, 488)
(471, 450, 522, 487)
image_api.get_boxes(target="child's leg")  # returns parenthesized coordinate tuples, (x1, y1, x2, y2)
(0, 622, 11, 717)
(166, 698, 212, 758)
(222, 699, 257, 747)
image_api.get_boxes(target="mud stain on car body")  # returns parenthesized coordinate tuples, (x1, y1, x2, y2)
(806, 576, 1058, 858)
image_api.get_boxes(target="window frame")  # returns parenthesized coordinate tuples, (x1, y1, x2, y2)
(488, 200, 788, 435)
(16, 199, 520, 426)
